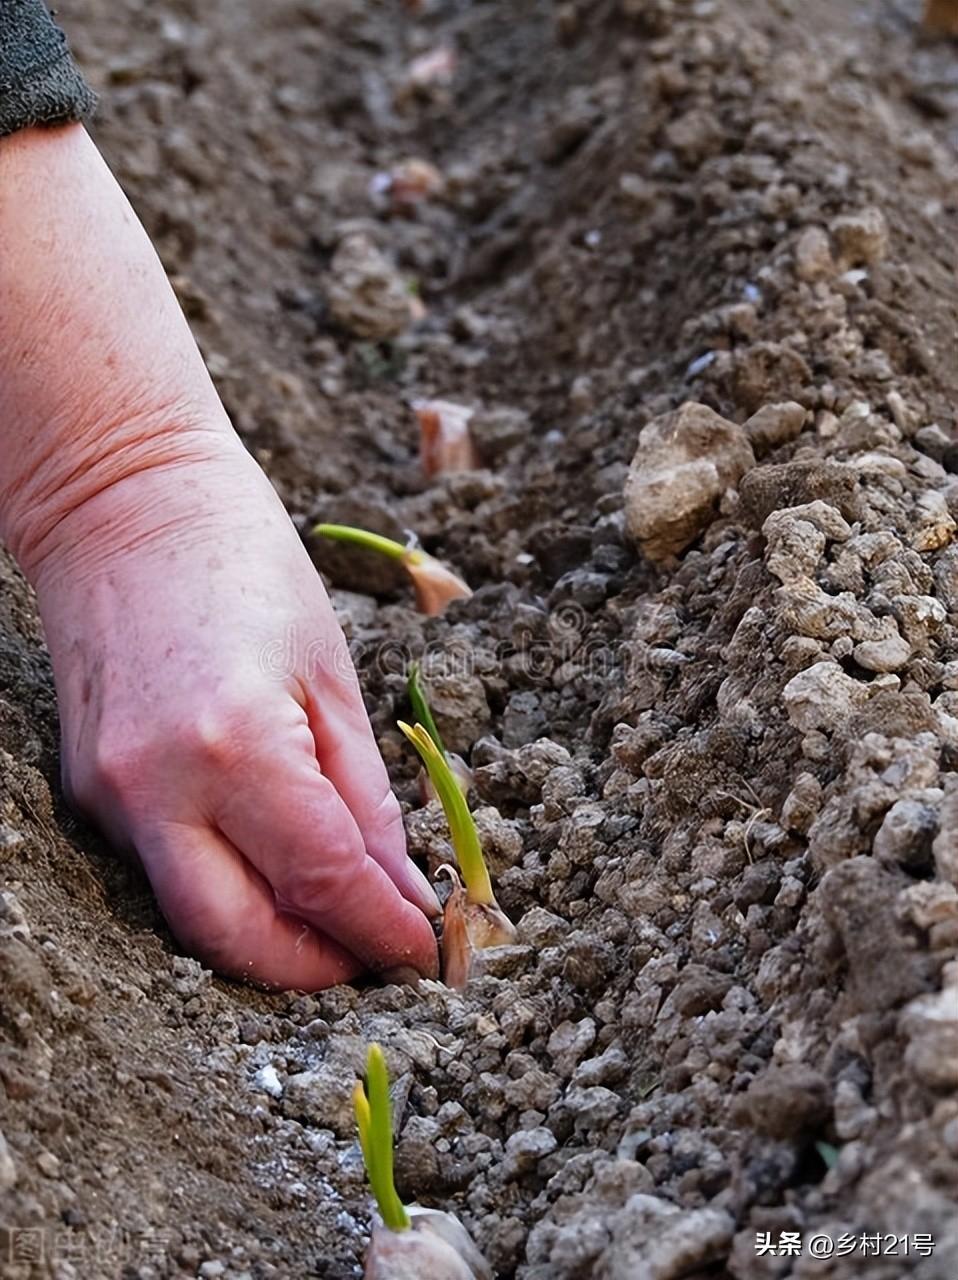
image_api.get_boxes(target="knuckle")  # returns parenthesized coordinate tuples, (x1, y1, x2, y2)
(76, 735, 150, 808)
(185, 706, 249, 770)
(278, 852, 356, 917)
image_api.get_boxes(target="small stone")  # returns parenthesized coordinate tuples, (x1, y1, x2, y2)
(874, 799, 938, 868)
(744, 401, 808, 453)
(563, 1086, 623, 1133)
(0, 890, 30, 941)
(740, 460, 860, 527)
(911, 490, 956, 552)
(740, 1064, 829, 1139)
(933, 781, 958, 887)
(853, 624, 912, 673)
(420, 663, 492, 755)
(900, 961, 958, 1089)
(0, 1129, 16, 1192)
(547, 1018, 598, 1077)
(37, 1150, 60, 1178)
(573, 1046, 629, 1088)
(503, 1127, 558, 1180)
(782, 661, 871, 732)
(199, 1263, 227, 1279)
(325, 233, 414, 340)
(624, 402, 755, 560)
(830, 206, 889, 266)
(519, 907, 570, 948)
(914, 424, 952, 462)
(469, 406, 529, 460)
(794, 226, 835, 282)
(597, 1195, 735, 1280)
(252, 1065, 283, 1097)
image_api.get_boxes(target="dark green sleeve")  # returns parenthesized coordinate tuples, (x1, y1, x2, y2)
(0, 0, 96, 138)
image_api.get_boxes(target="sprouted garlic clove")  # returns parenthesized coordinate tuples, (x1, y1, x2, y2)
(407, 1207, 492, 1280)
(439, 866, 517, 991)
(405, 551, 472, 615)
(413, 399, 479, 478)
(365, 1211, 489, 1280)
(312, 524, 471, 616)
(356, 1045, 492, 1280)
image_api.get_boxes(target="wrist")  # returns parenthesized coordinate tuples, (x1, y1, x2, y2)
(3, 410, 242, 589)
(16, 417, 264, 603)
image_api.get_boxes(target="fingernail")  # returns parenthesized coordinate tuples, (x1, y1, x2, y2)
(401, 857, 441, 917)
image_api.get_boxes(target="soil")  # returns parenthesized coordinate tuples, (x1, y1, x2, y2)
(2, 0, 958, 1277)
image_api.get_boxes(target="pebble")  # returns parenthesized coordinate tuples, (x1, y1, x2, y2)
(744, 400, 808, 453)
(503, 1127, 558, 1179)
(0, 1128, 16, 1191)
(252, 1064, 283, 1097)
(623, 402, 755, 560)
(794, 225, 834, 282)
(598, 1195, 735, 1280)
(325, 232, 413, 340)
(782, 661, 871, 732)
(873, 798, 938, 867)
(830, 206, 889, 265)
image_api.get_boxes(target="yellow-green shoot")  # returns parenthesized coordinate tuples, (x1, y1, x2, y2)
(353, 1043, 409, 1233)
(407, 662, 447, 756)
(398, 720, 493, 907)
(314, 523, 416, 564)
(312, 523, 471, 616)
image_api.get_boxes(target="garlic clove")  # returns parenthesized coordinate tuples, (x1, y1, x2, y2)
(364, 1221, 476, 1280)
(407, 1208, 493, 1280)
(405, 554, 472, 615)
(413, 399, 479, 477)
(440, 867, 517, 990)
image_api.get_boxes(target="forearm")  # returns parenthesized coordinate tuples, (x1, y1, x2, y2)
(0, 124, 242, 587)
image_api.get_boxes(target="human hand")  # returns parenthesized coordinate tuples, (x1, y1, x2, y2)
(33, 444, 440, 987)
(0, 124, 438, 987)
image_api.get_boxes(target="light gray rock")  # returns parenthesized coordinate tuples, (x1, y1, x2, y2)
(0, 890, 30, 941)
(782, 661, 871, 732)
(597, 1194, 735, 1280)
(420, 662, 492, 755)
(873, 798, 938, 867)
(794, 225, 835, 282)
(933, 779, 958, 887)
(547, 1018, 597, 1077)
(325, 232, 412, 340)
(0, 1128, 16, 1192)
(624, 403, 755, 560)
(503, 1127, 558, 1180)
(900, 960, 958, 1089)
(853, 620, 913, 673)
(744, 401, 808, 453)
(781, 772, 823, 833)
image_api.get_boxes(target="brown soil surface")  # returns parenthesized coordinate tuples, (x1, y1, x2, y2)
(2, 0, 958, 1277)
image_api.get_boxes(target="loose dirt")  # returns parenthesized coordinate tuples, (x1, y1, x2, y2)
(2, 0, 957, 1277)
